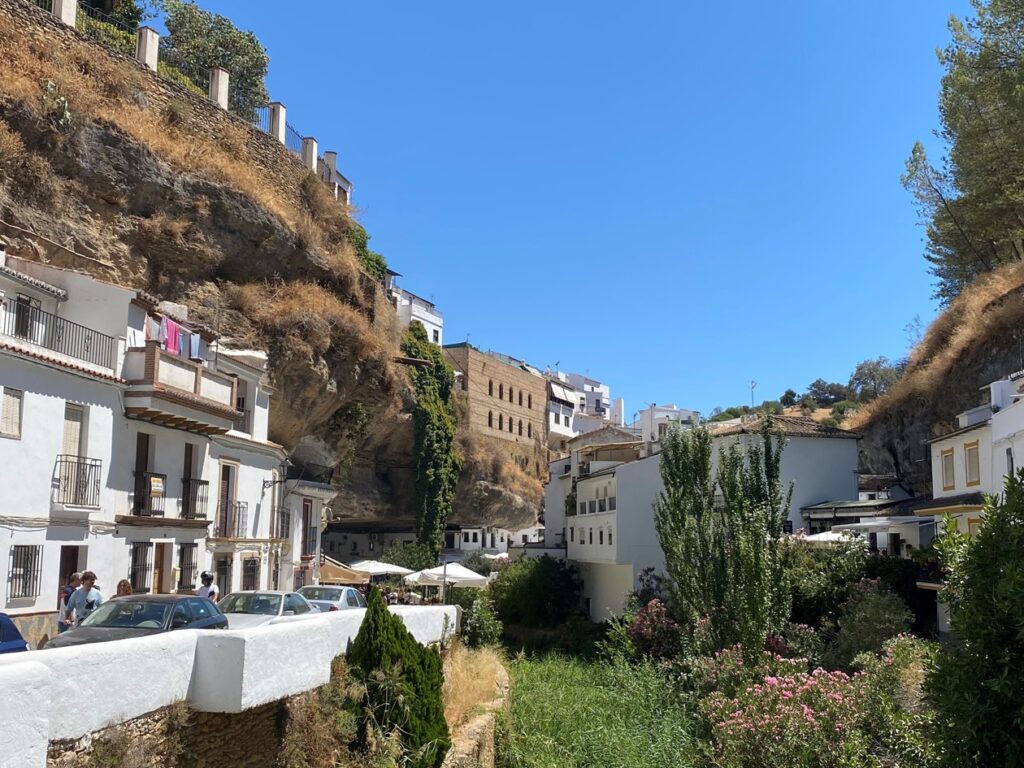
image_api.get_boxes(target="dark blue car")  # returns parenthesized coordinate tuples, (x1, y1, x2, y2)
(0, 612, 29, 654)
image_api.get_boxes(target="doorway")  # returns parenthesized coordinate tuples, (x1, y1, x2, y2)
(153, 543, 168, 593)
(215, 555, 233, 596)
(57, 546, 81, 608)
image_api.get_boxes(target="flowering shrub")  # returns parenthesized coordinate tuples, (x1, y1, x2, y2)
(701, 668, 873, 768)
(691, 644, 807, 699)
(627, 599, 682, 659)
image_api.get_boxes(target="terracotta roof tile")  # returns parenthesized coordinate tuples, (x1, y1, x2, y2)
(0, 341, 122, 383)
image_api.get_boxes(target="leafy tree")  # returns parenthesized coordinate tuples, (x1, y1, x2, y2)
(348, 587, 449, 768)
(805, 378, 851, 406)
(381, 541, 436, 572)
(159, 0, 269, 120)
(903, 1, 1024, 302)
(929, 476, 1024, 766)
(798, 395, 819, 415)
(820, 579, 913, 671)
(459, 550, 496, 576)
(401, 323, 460, 559)
(830, 399, 859, 419)
(653, 420, 792, 659)
(848, 356, 905, 402)
(490, 556, 579, 628)
(779, 389, 798, 408)
(82, 0, 147, 26)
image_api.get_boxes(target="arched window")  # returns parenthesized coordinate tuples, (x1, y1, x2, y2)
(499, 383, 504, 400)
(518, 420, 523, 436)
(508, 418, 513, 433)
(528, 394, 532, 409)
(519, 391, 523, 406)
(509, 386, 514, 403)
(488, 380, 493, 397)
(528, 423, 532, 438)
(498, 414, 503, 430)
(488, 411, 493, 428)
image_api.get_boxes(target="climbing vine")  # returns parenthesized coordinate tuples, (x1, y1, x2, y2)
(401, 323, 460, 559)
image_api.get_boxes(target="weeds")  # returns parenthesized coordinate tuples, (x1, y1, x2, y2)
(443, 643, 504, 728)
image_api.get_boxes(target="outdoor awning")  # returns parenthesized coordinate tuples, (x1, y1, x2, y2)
(319, 558, 370, 584)
(404, 563, 489, 588)
(347, 559, 413, 576)
(799, 531, 866, 547)
(549, 382, 576, 405)
(832, 516, 936, 534)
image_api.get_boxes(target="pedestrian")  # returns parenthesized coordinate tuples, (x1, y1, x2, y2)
(57, 572, 81, 633)
(197, 571, 219, 603)
(115, 579, 133, 597)
(64, 571, 104, 627)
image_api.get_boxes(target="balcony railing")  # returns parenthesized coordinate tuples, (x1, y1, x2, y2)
(302, 525, 318, 558)
(181, 478, 209, 520)
(132, 471, 167, 516)
(232, 409, 252, 434)
(215, 500, 249, 538)
(0, 300, 115, 368)
(287, 461, 335, 485)
(270, 506, 290, 540)
(53, 455, 101, 507)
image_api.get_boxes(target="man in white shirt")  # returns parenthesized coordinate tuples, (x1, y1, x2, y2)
(64, 571, 104, 626)
(197, 571, 219, 603)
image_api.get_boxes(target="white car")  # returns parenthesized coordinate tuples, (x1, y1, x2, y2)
(218, 590, 318, 629)
(297, 585, 367, 612)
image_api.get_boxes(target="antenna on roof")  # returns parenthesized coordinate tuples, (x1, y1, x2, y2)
(750, 380, 757, 408)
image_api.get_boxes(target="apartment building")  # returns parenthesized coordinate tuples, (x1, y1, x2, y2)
(387, 270, 443, 345)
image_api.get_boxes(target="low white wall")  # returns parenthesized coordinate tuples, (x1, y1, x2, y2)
(0, 605, 457, 767)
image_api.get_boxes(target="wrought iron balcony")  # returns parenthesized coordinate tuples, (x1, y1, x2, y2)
(215, 500, 249, 538)
(287, 461, 335, 485)
(270, 506, 290, 540)
(181, 477, 209, 520)
(53, 455, 102, 507)
(132, 471, 167, 516)
(1, 299, 114, 368)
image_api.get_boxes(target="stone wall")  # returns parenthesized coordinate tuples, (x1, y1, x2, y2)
(0, 0, 312, 211)
(11, 610, 57, 651)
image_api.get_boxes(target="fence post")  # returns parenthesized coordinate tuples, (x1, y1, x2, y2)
(301, 137, 318, 172)
(52, 0, 76, 26)
(209, 67, 229, 110)
(136, 26, 159, 72)
(268, 102, 286, 144)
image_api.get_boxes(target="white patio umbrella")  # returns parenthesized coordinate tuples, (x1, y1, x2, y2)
(800, 531, 864, 548)
(347, 559, 413, 576)
(403, 562, 489, 588)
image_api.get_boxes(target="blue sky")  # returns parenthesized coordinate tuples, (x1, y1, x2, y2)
(189, 1, 971, 418)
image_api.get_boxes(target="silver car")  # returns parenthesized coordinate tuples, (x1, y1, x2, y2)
(297, 585, 367, 613)
(218, 590, 317, 629)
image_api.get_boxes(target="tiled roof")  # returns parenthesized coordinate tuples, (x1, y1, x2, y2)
(710, 414, 860, 440)
(0, 263, 66, 299)
(0, 341, 121, 382)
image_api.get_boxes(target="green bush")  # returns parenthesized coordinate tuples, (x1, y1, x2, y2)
(821, 579, 912, 671)
(461, 593, 503, 648)
(489, 556, 579, 628)
(347, 587, 449, 768)
(76, 14, 136, 57)
(929, 478, 1024, 767)
(381, 540, 436, 572)
(781, 536, 867, 629)
(157, 61, 206, 97)
(459, 550, 497, 576)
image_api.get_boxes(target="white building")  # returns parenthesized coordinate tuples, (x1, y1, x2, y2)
(544, 371, 627, 452)
(544, 415, 860, 621)
(0, 249, 335, 645)
(387, 270, 443, 345)
(630, 403, 701, 443)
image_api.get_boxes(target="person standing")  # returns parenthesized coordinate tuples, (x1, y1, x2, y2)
(64, 571, 104, 627)
(197, 571, 219, 603)
(115, 579, 133, 597)
(58, 572, 81, 633)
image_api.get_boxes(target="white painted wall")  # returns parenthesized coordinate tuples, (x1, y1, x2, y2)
(542, 458, 572, 548)
(0, 660, 50, 768)
(930, 424, 994, 499)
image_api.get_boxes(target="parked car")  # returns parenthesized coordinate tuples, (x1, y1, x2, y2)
(44, 595, 227, 649)
(0, 612, 28, 654)
(297, 585, 367, 612)
(218, 591, 318, 629)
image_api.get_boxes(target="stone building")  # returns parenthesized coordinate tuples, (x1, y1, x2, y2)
(443, 342, 548, 476)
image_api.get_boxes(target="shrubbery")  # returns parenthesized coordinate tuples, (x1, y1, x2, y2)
(489, 556, 579, 628)
(821, 578, 912, 671)
(627, 599, 682, 660)
(461, 593, 503, 648)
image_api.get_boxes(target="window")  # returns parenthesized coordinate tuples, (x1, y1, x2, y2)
(432, 329, 439, 344)
(569, 527, 574, 542)
(579, 502, 586, 515)
(588, 500, 597, 514)
(285, 593, 309, 614)
(499, 383, 504, 399)
(172, 601, 191, 627)
(528, 394, 532, 409)
(1, 387, 23, 439)
(519, 392, 523, 406)
(463, 532, 470, 542)
(518, 420, 523, 436)
(302, 498, 317, 558)
(346, 589, 360, 607)
(130, 542, 153, 593)
(522, 534, 528, 543)
(528, 423, 532, 438)
(488, 380, 494, 397)
(609, 496, 617, 511)
(509, 386, 514, 403)
(588, 528, 593, 544)
(507, 418, 512, 433)
(941, 448, 955, 491)
(1008, 447, 1015, 476)
(472, 532, 479, 543)
(965, 441, 981, 487)
(564, 414, 570, 426)
(608, 529, 613, 545)
(188, 598, 213, 620)
(498, 414, 504, 431)
(242, 558, 259, 591)
(177, 543, 198, 591)
(598, 498, 606, 512)
(599, 529, 604, 545)
(488, 411, 493, 428)
(7, 545, 41, 598)
(552, 411, 557, 424)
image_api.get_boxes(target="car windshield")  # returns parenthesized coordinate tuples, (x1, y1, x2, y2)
(219, 593, 282, 615)
(81, 600, 171, 629)
(298, 587, 343, 602)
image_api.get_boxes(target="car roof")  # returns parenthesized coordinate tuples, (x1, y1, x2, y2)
(224, 590, 294, 596)
(109, 594, 196, 603)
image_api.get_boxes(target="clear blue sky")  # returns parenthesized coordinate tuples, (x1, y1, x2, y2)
(192, 1, 971, 418)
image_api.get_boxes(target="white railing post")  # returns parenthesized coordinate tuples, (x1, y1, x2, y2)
(268, 102, 286, 143)
(301, 137, 318, 172)
(209, 67, 229, 110)
(135, 26, 159, 72)
(52, 0, 77, 26)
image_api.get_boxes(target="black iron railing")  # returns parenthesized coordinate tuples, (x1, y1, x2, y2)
(270, 506, 290, 540)
(287, 461, 335, 485)
(1, 300, 115, 368)
(132, 471, 167, 516)
(54, 455, 102, 507)
(302, 524, 317, 558)
(232, 409, 251, 433)
(181, 477, 209, 520)
(285, 122, 303, 155)
(75, 1, 137, 58)
(215, 500, 248, 538)
(177, 543, 198, 591)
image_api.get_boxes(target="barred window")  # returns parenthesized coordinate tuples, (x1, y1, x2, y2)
(130, 542, 153, 593)
(241, 558, 259, 591)
(1, 387, 23, 439)
(8, 545, 42, 598)
(177, 543, 198, 591)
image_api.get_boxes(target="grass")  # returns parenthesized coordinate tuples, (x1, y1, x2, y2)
(443, 643, 505, 728)
(496, 655, 695, 768)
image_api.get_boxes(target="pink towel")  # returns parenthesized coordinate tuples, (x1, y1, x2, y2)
(164, 318, 181, 354)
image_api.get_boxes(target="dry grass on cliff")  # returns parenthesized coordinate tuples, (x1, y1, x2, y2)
(460, 433, 544, 504)
(443, 643, 505, 728)
(849, 260, 1024, 429)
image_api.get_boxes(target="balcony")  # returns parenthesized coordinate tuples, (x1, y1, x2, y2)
(232, 408, 252, 434)
(214, 500, 249, 538)
(270, 506, 291, 540)
(123, 341, 237, 435)
(53, 455, 102, 508)
(181, 477, 209, 520)
(132, 471, 167, 516)
(287, 461, 335, 485)
(0, 300, 114, 369)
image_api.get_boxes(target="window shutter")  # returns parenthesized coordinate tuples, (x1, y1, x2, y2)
(1, 388, 22, 437)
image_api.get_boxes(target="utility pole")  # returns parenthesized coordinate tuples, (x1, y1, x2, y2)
(750, 380, 757, 408)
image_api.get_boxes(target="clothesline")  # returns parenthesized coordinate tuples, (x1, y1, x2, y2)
(144, 314, 204, 362)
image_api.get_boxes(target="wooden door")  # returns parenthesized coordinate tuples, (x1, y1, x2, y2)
(62, 404, 84, 455)
(153, 543, 166, 593)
